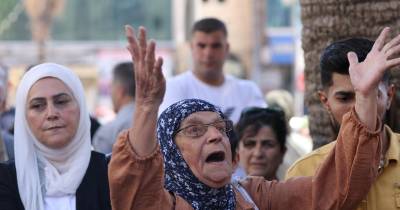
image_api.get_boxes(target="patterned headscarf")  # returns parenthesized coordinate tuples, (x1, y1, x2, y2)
(157, 99, 236, 210)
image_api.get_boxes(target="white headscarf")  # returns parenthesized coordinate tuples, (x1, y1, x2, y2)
(14, 63, 91, 210)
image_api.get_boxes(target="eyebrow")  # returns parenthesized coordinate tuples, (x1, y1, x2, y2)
(29, 93, 70, 103)
(334, 91, 355, 96)
(182, 115, 223, 126)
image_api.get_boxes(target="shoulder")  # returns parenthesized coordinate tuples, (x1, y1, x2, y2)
(85, 151, 108, 175)
(166, 71, 191, 84)
(0, 161, 19, 195)
(0, 160, 16, 179)
(93, 122, 119, 143)
(227, 76, 262, 94)
(77, 151, 111, 210)
(0, 161, 24, 210)
(286, 141, 336, 178)
(90, 151, 108, 166)
(227, 75, 257, 87)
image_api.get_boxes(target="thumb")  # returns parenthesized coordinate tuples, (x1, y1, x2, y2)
(347, 51, 359, 67)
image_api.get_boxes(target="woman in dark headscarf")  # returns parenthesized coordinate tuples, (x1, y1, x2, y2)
(108, 26, 400, 210)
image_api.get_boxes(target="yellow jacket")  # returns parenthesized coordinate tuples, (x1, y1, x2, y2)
(286, 125, 400, 210)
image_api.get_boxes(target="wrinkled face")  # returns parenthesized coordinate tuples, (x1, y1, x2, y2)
(319, 73, 393, 126)
(190, 31, 229, 78)
(26, 77, 80, 149)
(238, 125, 284, 180)
(174, 111, 234, 188)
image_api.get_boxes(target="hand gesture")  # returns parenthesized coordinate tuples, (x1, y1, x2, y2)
(348, 27, 400, 96)
(125, 25, 165, 108)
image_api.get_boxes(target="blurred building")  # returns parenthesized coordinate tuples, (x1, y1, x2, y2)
(0, 0, 303, 115)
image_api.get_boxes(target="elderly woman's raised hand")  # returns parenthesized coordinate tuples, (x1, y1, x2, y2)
(125, 25, 165, 109)
(125, 25, 164, 156)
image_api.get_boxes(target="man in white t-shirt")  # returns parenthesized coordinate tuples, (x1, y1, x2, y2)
(159, 18, 266, 123)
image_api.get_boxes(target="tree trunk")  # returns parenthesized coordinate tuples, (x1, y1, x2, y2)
(301, 0, 400, 149)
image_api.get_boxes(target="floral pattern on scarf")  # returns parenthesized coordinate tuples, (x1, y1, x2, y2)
(157, 99, 236, 210)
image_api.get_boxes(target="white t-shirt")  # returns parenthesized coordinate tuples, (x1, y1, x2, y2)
(159, 71, 267, 123)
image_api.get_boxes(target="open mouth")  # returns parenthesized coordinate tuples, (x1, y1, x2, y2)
(205, 151, 225, 163)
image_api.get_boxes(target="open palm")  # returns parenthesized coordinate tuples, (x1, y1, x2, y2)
(348, 27, 400, 96)
(125, 25, 165, 107)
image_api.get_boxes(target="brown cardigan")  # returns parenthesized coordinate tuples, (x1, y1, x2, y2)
(109, 109, 381, 210)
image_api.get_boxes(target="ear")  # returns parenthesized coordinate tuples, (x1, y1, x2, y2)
(318, 90, 330, 111)
(386, 84, 396, 110)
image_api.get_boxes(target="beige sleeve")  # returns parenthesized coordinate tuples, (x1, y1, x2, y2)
(108, 130, 174, 210)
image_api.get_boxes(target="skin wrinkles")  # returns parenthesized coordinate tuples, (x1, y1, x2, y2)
(175, 111, 236, 188)
(26, 77, 80, 149)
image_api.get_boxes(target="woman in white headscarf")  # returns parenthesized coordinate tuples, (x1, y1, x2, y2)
(0, 63, 111, 210)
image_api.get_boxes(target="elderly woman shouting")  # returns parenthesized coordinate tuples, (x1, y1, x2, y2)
(109, 26, 400, 210)
(0, 63, 111, 210)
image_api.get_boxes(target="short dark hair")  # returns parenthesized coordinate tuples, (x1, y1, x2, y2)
(191, 17, 227, 37)
(235, 107, 287, 152)
(112, 62, 135, 97)
(320, 37, 389, 88)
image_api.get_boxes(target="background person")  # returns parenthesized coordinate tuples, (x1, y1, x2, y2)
(0, 63, 111, 210)
(93, 62, 135, 154)
(286, 36, 399, 210)
(234, 107, 287, 181)
(159, 18, 266, 123)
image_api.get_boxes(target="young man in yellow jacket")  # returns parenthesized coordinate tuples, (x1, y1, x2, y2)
(286, 37, 400, 210)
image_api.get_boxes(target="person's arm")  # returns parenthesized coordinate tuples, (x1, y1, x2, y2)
(125, 26, 164, 157)
(243, 109, 381, 210)
(108, 26, 172, 210)
(242, 27, 400, 210)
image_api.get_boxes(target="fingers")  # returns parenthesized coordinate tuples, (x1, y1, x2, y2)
(382, 33, 400, 53)
(347, 51, 359, 67)
(138, 26, 147, 59)
(125, 25, 163, 76)
(125, 25, 139, 59)
(386, 44, 400, 59)
(154, 57, 164, 79)
(155, 57, 163, 71)
(387, 57, 400, 69)
(372, 27, 390, 52)
(146, 40, 156, 68)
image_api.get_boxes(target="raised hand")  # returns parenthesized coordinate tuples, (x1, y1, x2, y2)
(125, 25, 165, 109)
(348, 27, 400, 96)
(125, 25, 164, 156)
(348, 27, 400, 130)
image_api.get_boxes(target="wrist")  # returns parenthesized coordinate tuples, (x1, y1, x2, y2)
(135, 103, 160, 113)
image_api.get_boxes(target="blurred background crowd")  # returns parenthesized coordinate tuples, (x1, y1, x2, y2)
(1, 0, 400, 180)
